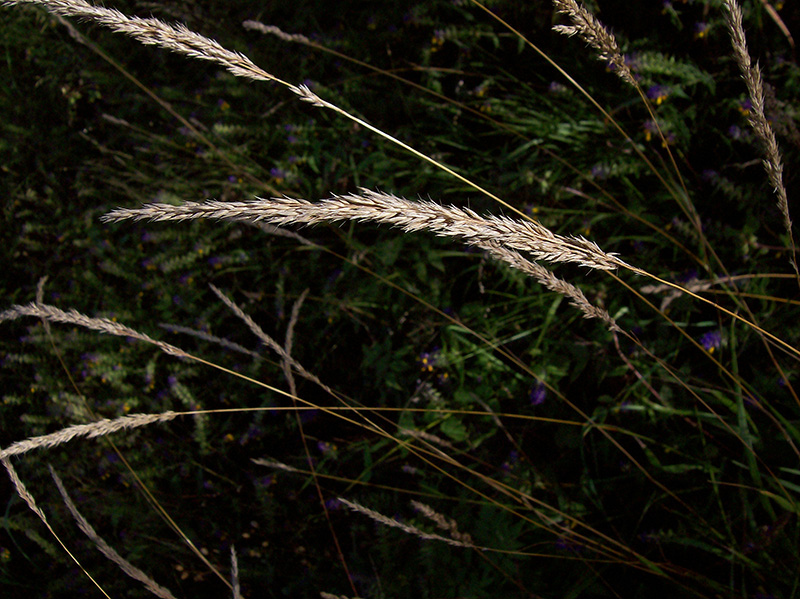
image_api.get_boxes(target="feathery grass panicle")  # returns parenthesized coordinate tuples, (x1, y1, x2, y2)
(241, 20, 311, 44)
(0, 412, 179, 461)
(551, 0, 636, 86)
(2, 0, 285, 85)
(722, 0, 798, 282)
(251, 221, 315, 246)
(251, 458, 302, 474)
(2, 457, 49, 524)
(208, 284, 331, 393)
(3, 458, 110, 596)
(0, 302, 189, 358)
(49, 466, 178, 599)
(231, 546, 241, 599)
(410, 500, 474, 546)
(283, 289, 309, 394)
(337, 498, 477, 549)
(102, 188, 627, 271)
(158, 323, 262, 359)
(479, 241, 619, 330)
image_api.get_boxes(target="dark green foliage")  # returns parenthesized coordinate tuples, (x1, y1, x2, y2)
(2, 1, 800, 598)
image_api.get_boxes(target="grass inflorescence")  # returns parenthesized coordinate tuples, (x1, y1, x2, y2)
(2, 0, 799, 597)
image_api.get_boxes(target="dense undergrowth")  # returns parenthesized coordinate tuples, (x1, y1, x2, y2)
(2, 0, 800, 597)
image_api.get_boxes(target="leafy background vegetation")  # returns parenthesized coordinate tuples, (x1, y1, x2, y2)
(2, 0, 800, 597)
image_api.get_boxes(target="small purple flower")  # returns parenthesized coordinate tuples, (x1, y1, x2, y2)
(501, 450, 519, 474)
(529, 381, 546, 406)
(728, 124, 744, 140)
(699, 330, 722, 353)
(623, 53, 641, 72)
(254, 475, 274, 489)
(555, 536, 584, 553)
(300, 409, 319, 424)
(647, 85, 670, 105)
(418, 348, 440, 372)
(270, 167, 286, 182)
(548, 81, 568, 94)
(591, 163, 610, 179)
(693, 22, 709, 39)
(324, 498, 343, 511)
(737, 99, 752, 116)
(317, 440, 337, 456)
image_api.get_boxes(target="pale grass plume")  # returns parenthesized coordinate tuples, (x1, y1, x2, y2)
(230, 546, 241, 599)
(283, 289, 310, 394)
(3, 457, 110, 594)
(2, 0, 288, 86)
(479, 241, 619, 330)
(159, 323, 262, 359)
(399, 428, 454, 451)
(0, 302, 189, 358)
(337, 498, 476, 549)
(551, 0, 636, 86)
(251, 221, 315, 246)
(49, 466, 178, 599)
(3, 457, 49, 526)
(722, 0, 798, 282)
(410, 500, 474, 546)
(251, 457, 302, 473)
(208, 284, 332, 394)
(102, 188, 628, 272)
(1, 412, 179, 461)
(242, 20, 311, 44)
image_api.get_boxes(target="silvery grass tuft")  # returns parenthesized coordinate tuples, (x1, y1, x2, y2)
(103, 189, 622, 328)
(102, 188, 627, 271)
